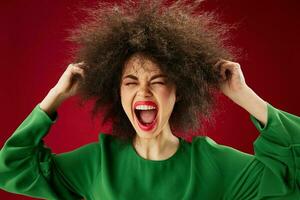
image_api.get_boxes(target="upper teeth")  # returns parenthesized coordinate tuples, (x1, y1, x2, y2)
(135, 105, 157, 110)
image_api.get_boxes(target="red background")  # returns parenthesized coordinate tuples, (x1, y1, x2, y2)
(1, 0, 300, 199)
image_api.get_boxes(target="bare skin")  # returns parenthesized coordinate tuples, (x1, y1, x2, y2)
(214, 59, 267, 126)
(39, 56, 267, 161)
(39, 62, 85, 117)
(120, 53, 180, 160)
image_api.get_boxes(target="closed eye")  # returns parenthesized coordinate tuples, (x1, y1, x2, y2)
(152, 82, 164, 84)
(125, 83, 137, 86)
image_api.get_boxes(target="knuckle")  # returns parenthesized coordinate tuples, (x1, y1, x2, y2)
(233, 64, 240, 69)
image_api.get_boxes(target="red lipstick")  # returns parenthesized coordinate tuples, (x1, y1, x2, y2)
(133, 101, 158, 109)
(133, 101, 158, 132)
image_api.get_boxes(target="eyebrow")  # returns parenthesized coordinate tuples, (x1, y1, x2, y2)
(122, 74, 167, 81)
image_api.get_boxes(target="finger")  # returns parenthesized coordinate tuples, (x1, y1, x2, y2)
(220, 65, 229, 80)
(219, 61, 230, 77)
(77, 70, 85, 78)
(69, 63, 86, 72)
(73, 67, 84, 74)
(214, 60, 226, 79)
(76, 61, 86, 67)
(71, 66, 85, 78)
(68, 61, 85, 68)
(221, 64, 236, 80)
(226, 62, 241, 75)
(76, 62, 89, 71)
(225, 63, 243, 81)
(214, 59, 228, 69)
(67, 63, 74, 68)
(76, 68, 85, 76)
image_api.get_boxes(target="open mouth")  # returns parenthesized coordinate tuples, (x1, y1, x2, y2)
(134, 101, 158, 131)
(134, 109, 157, 124)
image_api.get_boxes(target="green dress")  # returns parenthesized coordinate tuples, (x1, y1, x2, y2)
(0, 102, 299, 200)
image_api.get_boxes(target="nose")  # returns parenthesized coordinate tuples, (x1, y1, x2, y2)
(137, 83, 152, 97)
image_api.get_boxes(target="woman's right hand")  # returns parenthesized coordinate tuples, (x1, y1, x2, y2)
(53, 62, 86, 100)
(39, 62, 86, 117)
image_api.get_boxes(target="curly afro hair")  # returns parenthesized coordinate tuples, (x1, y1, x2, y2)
(66, 0, 238, 142)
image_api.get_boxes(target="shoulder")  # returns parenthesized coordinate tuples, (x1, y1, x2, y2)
(191, 136, 254, 170)
(191, 136, 223, 152)
(192, 136, 251, 156)
(190, 136, 226, 165)
(99, 132, 117, 142)
(98, 132, 125, 145)
(98, 133, 129, 151)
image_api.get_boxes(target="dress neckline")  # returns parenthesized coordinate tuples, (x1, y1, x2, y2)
(129, 136, 183, 163)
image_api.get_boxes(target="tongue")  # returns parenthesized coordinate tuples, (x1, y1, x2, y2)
(140, 110, 157, 124)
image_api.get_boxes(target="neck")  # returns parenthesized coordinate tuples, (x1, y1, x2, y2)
(132, 125, 180, 161)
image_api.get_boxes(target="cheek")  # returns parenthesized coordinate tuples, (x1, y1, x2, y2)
(120, 87, 133, 114)
(158, 87, 176, 103)
(157, 89, 176, 117)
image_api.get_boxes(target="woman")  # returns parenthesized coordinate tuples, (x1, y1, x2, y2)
(0, 0, 299, 199)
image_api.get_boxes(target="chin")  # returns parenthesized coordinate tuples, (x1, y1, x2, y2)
(135, 131, 160, 139)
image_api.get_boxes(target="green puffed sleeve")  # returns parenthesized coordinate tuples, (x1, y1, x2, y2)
(222, 102, 300, 199)
(250, 103, 300, 198)
(0, 104, 101, 200)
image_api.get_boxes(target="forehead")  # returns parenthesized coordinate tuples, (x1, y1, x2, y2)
(122, 53, 162, 76)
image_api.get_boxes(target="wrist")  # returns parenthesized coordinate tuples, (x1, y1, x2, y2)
(39, 88, 66, 116)
(229, 86, 268, 125)
(50, 87, 67, 102)
(228, 85, 252, 104)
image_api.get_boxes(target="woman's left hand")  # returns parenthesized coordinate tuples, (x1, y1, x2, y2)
(215, 59, 249, 100)
(215, 59, 268, 125)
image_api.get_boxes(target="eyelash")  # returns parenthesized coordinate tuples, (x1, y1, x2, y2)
(125, 82, 164, 86)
